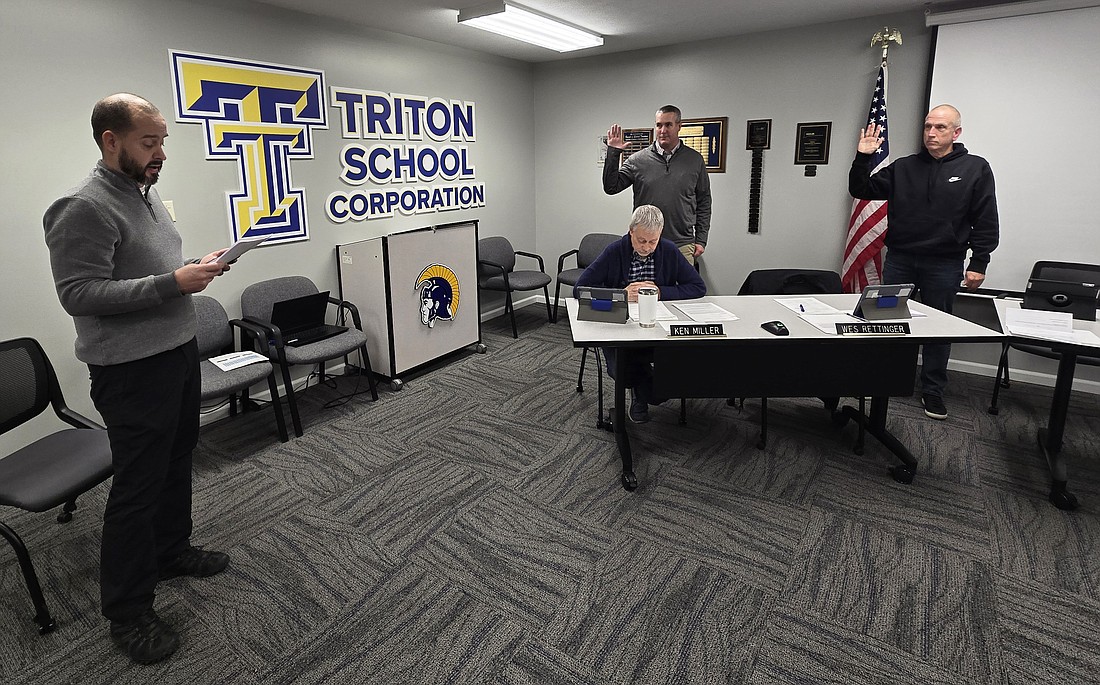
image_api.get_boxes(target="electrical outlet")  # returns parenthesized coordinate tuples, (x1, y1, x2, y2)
(162, 200, 176, 221)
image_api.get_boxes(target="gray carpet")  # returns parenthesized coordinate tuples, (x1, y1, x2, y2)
(3, 308, 1100, 684)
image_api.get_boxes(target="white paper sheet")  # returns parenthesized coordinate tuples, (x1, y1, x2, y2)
(1004, 308, 1075, 343)
(208, 351, 269, 371)
(669, 301, 739, 322)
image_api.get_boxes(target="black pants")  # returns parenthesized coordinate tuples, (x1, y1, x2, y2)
(602, 347, 657, 404)
(89, 339, 199, 622)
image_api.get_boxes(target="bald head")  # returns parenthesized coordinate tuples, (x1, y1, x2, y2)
(91, 93, 161, 152)
(929, 104, 961, 128)
(923, 104, 963, 159)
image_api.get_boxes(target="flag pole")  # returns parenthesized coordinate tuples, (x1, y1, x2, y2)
(842, 28, 903, 293)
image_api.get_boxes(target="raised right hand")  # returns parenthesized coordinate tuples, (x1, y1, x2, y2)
(606, 124, 626, 150)
(857, 123, 884, 154)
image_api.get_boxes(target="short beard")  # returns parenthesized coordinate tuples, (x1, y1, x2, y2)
(118, 148, 159, 187)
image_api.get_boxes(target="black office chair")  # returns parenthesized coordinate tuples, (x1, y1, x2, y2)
(241, 276, 378, 437)
(989, 261, 1100, 414)
(0, 337, 114, 636)
(194, 295, 289, 443)
(553, 233, 618, 323)
(478, 236, 553, 339)
(736, 268, 844, 448)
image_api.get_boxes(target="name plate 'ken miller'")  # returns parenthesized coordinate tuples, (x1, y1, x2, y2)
(835, 322, 911, 335)
(668, 323, 725, 337)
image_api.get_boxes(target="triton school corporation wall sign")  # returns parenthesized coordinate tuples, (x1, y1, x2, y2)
(170, 50, 485, 245)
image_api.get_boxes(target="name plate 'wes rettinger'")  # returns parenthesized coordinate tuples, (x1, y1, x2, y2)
(668, 323, 726, 337)
(835, 322, 911, 335)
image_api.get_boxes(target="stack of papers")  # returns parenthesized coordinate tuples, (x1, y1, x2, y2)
(627, 301, 678, 321)
(1004, 308, 1075, 343)
(669, 302, 739, 322)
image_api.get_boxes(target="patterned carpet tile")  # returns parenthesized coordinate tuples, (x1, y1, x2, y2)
(322, 454, 496, 560)
(984, 488, 1100, 597)
(509, 431, 650, 530)
(549, 538, 774, 685)
(487, 637, 616, 685)
(748, 609, 984, 684)
(411, 488, 613, 628)
(164, 509, 393, 670)
(237, 427, 401, 504)
(0, 529, 105, 677)
(780, 508, 1004, 683)
(624, 468, 808, 594)
(812, 454, 992, 560)
(995, 571, 1100, 685)
(187, 462, 310, 553)
(259, 560, 528, 685)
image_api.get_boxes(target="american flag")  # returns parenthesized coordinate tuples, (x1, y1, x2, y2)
(842, 64, 890, 293)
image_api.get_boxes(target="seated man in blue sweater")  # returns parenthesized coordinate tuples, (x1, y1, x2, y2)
(574, 205, 706, 422)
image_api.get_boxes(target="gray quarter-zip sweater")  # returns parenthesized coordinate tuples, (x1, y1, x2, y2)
(44, 162, 196, 366)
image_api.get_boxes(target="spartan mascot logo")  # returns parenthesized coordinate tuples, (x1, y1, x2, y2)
(170, 51, 326, 244)
(416, 264, 460, 328)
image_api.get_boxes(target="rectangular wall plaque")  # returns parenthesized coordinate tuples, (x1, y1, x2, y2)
(795, 121, 832, 165)
(681, 117, 728, 172)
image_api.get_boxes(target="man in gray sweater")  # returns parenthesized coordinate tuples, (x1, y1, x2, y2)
(43, 93, 230, 664)
(603, 105, 712, 265)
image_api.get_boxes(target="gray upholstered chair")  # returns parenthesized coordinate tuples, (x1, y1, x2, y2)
(0, 337, 113, 636)
(240, 276, 378, 437)
(478, 236, 553, 338)
(194, 295, 289, 443)
(553, 232, 618, 323)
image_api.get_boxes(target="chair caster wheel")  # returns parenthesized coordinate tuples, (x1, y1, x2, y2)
(889, 465, 915, 484)
(987, 406, 999, 415)
(57, 512, 72, 523)
(390, 379, 404, 391)
(36, 617, 57, 635)
(755, 439, 765, 450)
(476, 343, 487, 354)
(621, 471, 638, 491)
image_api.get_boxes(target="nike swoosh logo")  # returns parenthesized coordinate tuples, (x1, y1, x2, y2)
(947, 176, 962, 183)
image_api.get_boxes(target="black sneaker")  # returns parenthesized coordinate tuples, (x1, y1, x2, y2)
(159, 546, 230, 580)
(921, 394, 948, 420)
(110, 609, 179, 664)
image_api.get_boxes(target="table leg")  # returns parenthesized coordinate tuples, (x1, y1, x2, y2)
(838, 397, 917, 484)
(1041, 352, 1078, 510)
(613, 349, 636, 491)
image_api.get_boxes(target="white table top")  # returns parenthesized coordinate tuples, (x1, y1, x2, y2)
(567, 294, 1003, 346)
(993, 297, 1100, 352)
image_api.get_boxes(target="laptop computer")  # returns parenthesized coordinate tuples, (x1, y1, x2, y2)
(269, 291, 348, 346)
(852, 283, 914, 320)
(1023, 278, 1099, 321)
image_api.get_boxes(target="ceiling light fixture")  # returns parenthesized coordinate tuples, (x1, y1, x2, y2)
(457, 1, 604, 53)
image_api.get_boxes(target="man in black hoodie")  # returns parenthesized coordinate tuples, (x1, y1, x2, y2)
(849, 104, 999, 420)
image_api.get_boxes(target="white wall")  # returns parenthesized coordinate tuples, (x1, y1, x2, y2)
(0, 0, 535, 452)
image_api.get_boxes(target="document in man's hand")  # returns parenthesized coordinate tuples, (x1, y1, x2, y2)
(214, 235, 269, 263)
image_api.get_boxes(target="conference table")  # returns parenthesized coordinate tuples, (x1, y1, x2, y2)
(567, 294, 1002, 491)
(993, 299, 1100, 510)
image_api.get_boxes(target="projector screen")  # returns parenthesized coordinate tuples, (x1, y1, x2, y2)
(928, 5, 1100, 292)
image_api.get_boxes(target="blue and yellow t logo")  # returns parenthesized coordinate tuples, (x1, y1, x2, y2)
(170, 51, 327, 243)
